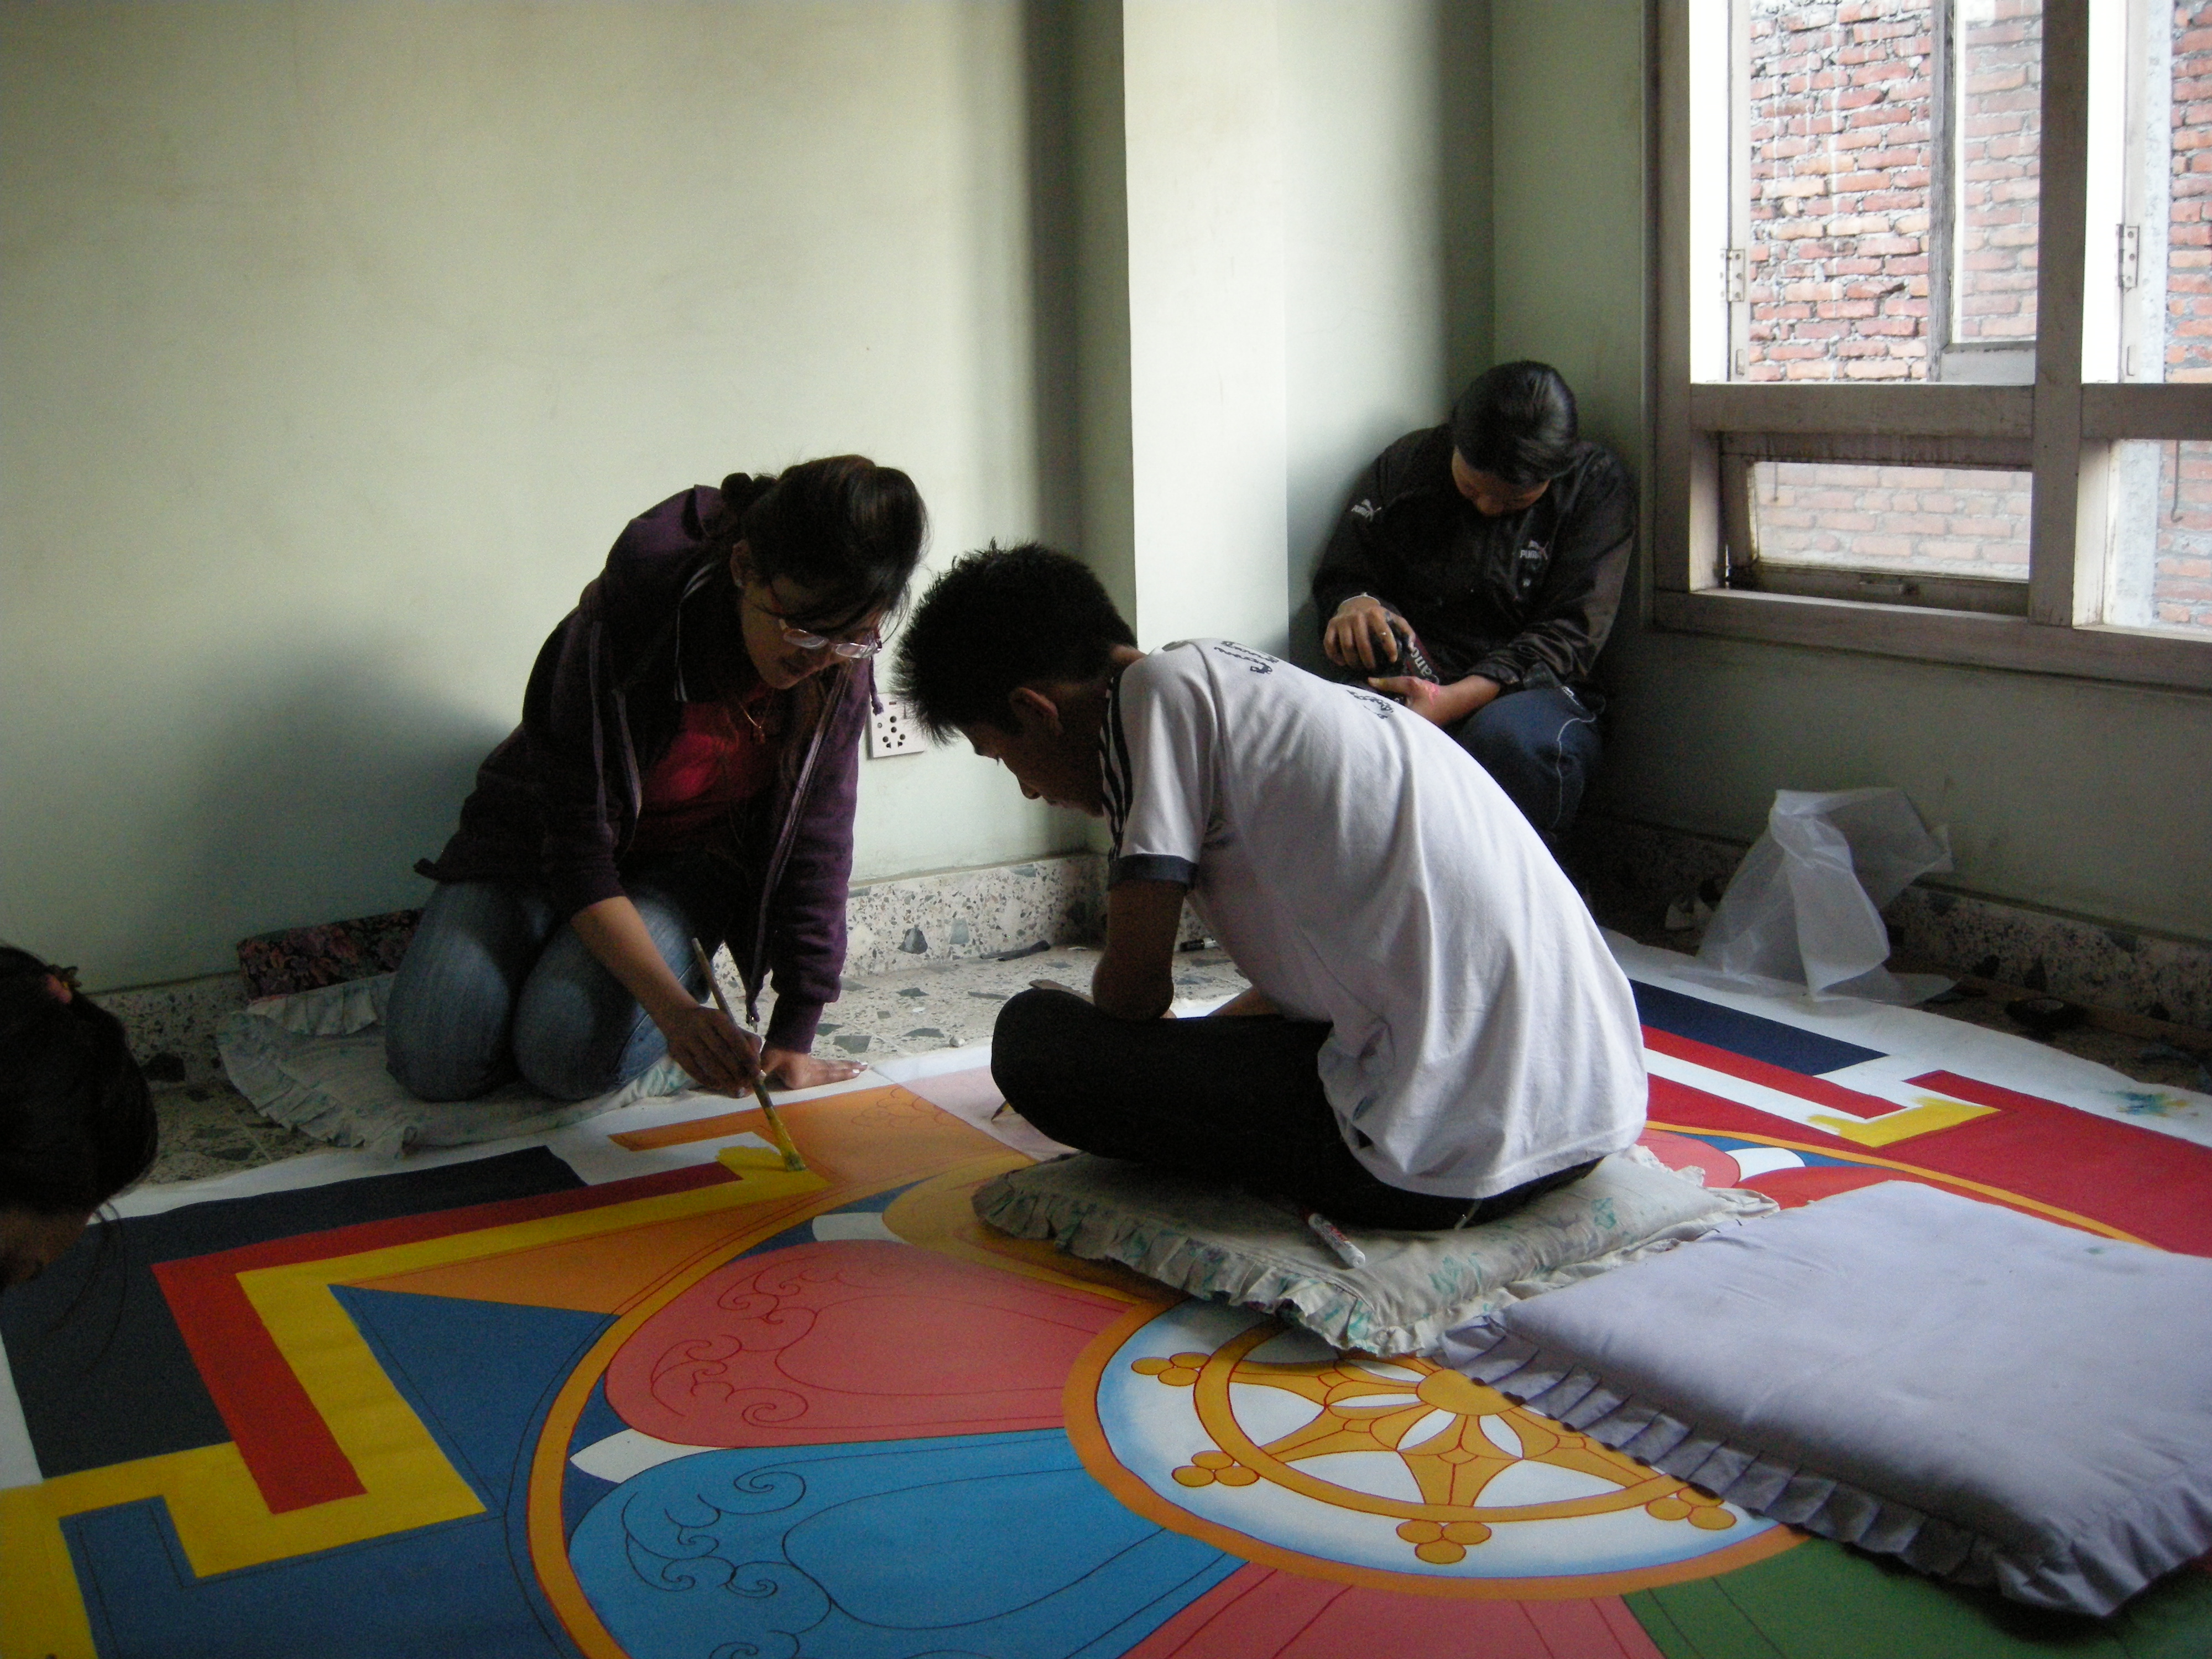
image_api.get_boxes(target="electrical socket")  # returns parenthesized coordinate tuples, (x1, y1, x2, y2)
(867, 695, 925, 759)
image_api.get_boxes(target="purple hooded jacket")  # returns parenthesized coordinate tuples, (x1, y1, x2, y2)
(417, 483, 864, 1053)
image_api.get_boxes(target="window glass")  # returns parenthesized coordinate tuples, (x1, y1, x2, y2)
(2167, 4, 2212, 383)
(1949, 0, 2042, 345)
(1751, 461, 2031, 576)
(1741, 1, 2043, 382)
(1746, 1, 1940, 382)
(2107, 441, 2212, 632)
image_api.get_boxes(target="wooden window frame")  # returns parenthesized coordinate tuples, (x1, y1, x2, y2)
(1653, 0, 2212, 693)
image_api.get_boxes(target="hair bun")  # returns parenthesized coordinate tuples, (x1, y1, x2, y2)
(719, 472, 776, 515)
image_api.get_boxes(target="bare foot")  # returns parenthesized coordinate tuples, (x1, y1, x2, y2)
(760, 1047, 865, 1091)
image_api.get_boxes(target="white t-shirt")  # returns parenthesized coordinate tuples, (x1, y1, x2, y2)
(1101, 640, 1646, 1198)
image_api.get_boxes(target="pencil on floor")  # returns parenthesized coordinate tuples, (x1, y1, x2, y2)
(687, 936, 807, 1172)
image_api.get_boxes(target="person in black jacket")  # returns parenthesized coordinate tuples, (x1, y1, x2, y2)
(1313, 362, 1633, 837)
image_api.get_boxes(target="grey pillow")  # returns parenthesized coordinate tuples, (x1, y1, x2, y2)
(972, 1146, 1773, 1356)
(1448, 1180, 2212, 1615)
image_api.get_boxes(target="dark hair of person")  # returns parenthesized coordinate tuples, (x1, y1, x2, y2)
(894, 543, 1136, 738)
(1449, 361, 1579, 487)
(708, 455, 927, 636)
(0, 947, 157, 1215)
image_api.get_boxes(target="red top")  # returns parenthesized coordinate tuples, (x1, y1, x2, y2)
(628, 684, 780, 854)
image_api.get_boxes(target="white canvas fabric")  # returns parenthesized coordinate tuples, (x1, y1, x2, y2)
(972, 1145, 1773, 1357)
(218, 974, 687, 1157)
(1101, 640, 1646, 1198)
(1447, 1181, 2212, 1616)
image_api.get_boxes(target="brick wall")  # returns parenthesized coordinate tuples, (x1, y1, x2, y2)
(2158, 7, 2212, 628)
(1743, 1, 2208, 628)
(1745, 0, 1935, 382)
(1952, 0, 2041, 342)
(1756, 461, 2030, 575)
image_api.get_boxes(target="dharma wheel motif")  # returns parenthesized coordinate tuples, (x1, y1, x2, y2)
(1134, 1322, 1734, 1567)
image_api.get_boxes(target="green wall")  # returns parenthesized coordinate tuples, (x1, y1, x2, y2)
(1, 1, 1079, 989)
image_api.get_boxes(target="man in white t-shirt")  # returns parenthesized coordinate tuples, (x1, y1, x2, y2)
(894, 545, 1647, 1229)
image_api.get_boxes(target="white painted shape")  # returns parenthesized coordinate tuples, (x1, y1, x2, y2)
(1642, 1048, 1838, 1133)
(570, 1428, 717, 1485)
(811, 1212, 904, 1244)
(870, 1045, 995, 1086)
(1725, 1147, 1809, 1179)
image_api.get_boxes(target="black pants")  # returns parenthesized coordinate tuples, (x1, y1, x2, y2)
(990, 988, 1597, 1230)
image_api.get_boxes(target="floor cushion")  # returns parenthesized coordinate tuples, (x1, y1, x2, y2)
(1449, 1180, 2212, 1615)
(972, 1145, 1774, 1357)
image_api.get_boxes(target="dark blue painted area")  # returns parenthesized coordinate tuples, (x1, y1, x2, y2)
(566, 1375, 626, 1459)
(562, 1379, 627, 1545)
(61, 1283, 619, 1658)
(332, 1287, 612, 1509)
(64, 1498, 576, 1659)
(1, 1149, 586, 1479)
(568, 1428, 1242, 1659)
(560, 1464, 618, 1549)
(1631, 980, 1886, 1076)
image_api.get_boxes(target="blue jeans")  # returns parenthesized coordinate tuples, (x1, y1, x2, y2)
(384, 856, 736, 1103)
(1449, 686, 1603, 836)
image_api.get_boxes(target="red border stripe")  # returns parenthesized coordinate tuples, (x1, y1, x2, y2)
(153, 1162, 730, 1514)
(1642, 1026, 1889, 1119)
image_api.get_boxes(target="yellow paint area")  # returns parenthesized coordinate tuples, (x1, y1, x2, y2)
(1806, 1094, 1997, 1147)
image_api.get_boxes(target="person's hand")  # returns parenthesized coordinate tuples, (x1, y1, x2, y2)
(1323, 596, 1403, 672)
(657, 1003, 761, 1095)
(1367, 672, 1504, 729)
(760, 1047, 866, 1091)
(1369, 674, 1452, 725)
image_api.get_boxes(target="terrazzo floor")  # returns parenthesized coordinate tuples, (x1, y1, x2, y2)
(143, 933, 2206, 1188)
(140, 946, 1250, 1186)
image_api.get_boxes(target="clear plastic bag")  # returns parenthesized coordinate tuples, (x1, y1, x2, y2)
(1694, 787, 1953, 1004)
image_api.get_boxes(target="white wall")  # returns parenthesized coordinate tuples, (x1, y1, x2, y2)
(1063, 0, 1490, 661)
(1, 1, 1078, 989)
(1279, 0, 1491, 665)
(1118, 0, 1291, 655)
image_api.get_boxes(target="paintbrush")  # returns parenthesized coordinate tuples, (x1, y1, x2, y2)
(687, 937, 807, 1172)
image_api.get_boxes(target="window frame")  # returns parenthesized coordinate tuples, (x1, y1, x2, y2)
(1653, 0, 2212, 693)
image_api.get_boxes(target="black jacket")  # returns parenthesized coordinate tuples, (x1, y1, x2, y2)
(1312, 426, 1635, 691)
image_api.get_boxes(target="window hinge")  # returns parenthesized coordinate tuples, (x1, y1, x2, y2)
(1725, 246, 1747, 303)
(2120, 223, 2141, 290)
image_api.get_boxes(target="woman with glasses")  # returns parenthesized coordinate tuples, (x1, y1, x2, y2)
(386, 456, 927, 1103)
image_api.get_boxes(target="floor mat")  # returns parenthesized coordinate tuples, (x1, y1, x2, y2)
(3, 942, 2208, 1658)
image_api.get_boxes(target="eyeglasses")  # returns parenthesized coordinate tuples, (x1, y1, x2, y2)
(778, 624, 881, 660)
(746, 580, 884, 659)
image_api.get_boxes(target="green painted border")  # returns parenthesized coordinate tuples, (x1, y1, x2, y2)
(1626, 1536, 2212, 1659)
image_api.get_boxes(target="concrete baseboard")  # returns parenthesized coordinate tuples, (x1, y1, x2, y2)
(103, 850, 1113, 1086)
(1568, 811, 2212, 1031)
